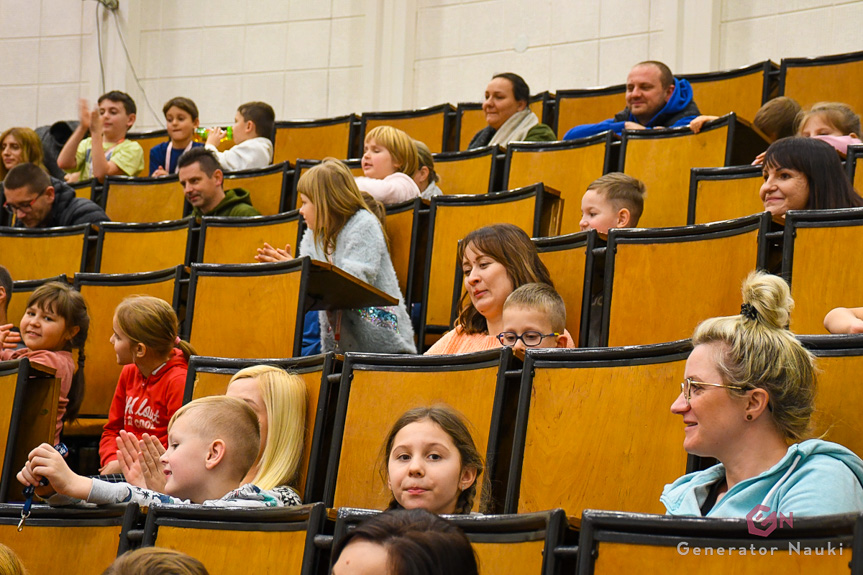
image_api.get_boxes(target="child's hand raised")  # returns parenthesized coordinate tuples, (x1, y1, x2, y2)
(205, 127, 225, 148)
(77, 99, 91, 131)
(255, 242, 293, 263)
(116, 430, 146, 488)
(89, 106, 103, 138)
(18, 443, 92, 500)
(137, 433, 167, 492)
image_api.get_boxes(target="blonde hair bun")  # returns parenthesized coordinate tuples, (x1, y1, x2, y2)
(740, 271, 793, 329)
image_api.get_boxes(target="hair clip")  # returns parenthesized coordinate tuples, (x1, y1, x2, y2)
(740, 303, 758, 321)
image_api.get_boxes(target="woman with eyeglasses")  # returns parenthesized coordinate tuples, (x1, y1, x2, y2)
(425, 223, 574, 355)
(663, 271, 863, 517)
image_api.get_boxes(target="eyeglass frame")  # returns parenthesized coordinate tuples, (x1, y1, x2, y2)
(496, 330, 561, 348)
(3, 187, 47, 215)
(679, 377, 749, 405)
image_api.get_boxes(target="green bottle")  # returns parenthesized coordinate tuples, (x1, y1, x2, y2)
(194, 126, 233, 142)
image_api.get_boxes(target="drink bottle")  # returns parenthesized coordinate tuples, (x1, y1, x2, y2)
(194, 126, 233, 142)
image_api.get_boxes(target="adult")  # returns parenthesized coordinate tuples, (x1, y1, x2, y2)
(663, 272, 863, 517)
(177, 147, 260, 219)
(0, 127, 51, 225)
(425, 223, 574, 355)
(759, 136, 863, 221)
(563, 61, 700, 140)
(3, 162, 108, 228)
(331, 509, 479, 575)
(467, 73, 555, 149)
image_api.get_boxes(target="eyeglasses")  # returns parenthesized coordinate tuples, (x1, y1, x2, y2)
(3, 189, 46, 214)
(497, 331, 560, 347)
(679, 377, 748, 405)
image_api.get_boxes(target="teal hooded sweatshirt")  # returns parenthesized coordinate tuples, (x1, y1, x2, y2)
(661, 439, 863, 518)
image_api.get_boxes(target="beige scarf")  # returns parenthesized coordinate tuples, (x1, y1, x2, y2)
(489, 109, 539, 148)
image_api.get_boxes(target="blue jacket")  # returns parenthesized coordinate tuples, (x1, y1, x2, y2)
(661, 439, 863, 518)
(563, 77, 701, 140)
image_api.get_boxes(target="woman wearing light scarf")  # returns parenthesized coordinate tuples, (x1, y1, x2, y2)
(467, 73, 556, 149)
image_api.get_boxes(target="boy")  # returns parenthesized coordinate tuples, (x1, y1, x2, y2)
(579, 172, 646, 234)
(498, 283, 570, 352)
(57, 91, 145, 183)
(18, 396, 301, 508)
(204, 101, 274, 172)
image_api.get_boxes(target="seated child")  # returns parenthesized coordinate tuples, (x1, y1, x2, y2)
(98, 296, 196, 475)
(498, 283, 570, 350)
(103, 548, 209, 575)
(0, 265, 23, 349)
(380, 405, 486, 515)
(0, 282, 88, 444)
(690, 96, 802, 140)
(824, 306, 863, 334)
(18, 395, 302, 508)
(57, 91, 144, 183)
(579, 172, 646, 234)
(797, 101, 862, 156)
(413, 140, 443, 200)
(205, 101, 274, 171)
(150, 97, 204, 177)
(355, 126, 421, 204)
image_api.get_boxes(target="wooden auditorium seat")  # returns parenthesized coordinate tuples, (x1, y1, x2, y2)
(94, 219, 193, 274)
(779, 49, 863, 113)
(196, 210, 302, 265)
(128, 128, 169, 176)
(360, 103, 454, 154)
(0, 223, 89, 281)
(222, 162, 292, 216)
(847, 144, 863, 191)
(432, 146, 499, 195)
(383, 197, 424, 301)
(553, 84, 625, 139)
(272, 114, 357, 165)
(102, 175, 185, 223)
(687, 165, 764, 225)
(682, 60, 776, 122)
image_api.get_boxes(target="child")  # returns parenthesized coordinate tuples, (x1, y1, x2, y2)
(498, 283, 570, 351)
(797, 102, 862, 156)
(103, 548, 209, 575)
(355, 126, 421, 204)
(204, 101, 274, 171)
(18, 395, 302, 508)
(150, 97, 204, 177)
(57, 91, 144, 183)
(689, 97, 802, 141)
(0, 282, 89, 444)
(380, 405, 486, 515)
(413, 140, 443, 200)
(98, 296, 197, 475)
(255, 159, 416, 354)
(579, 172, 646, 234)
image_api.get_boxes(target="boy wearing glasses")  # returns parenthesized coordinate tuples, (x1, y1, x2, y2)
(498, 283, 570, 352)
(3, 163, 108, 228)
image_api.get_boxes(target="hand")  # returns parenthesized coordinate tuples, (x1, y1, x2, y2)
(623, 122, 646, 131)
(64, 172, 81, 183)
(205, 127, 225, 147)
(689, 115, 718, 134)
(751, 151, 766, 165)
(151, 166, 169, 177)
(89, 106, 103, 138)
(0, 324, 11, 349)
(99, 460, 121, 476)
(1, 330, 21, 350)
(255, 242, 293, 263)
(138, 434, 167, 492)
(115, 431, 146, 488)
(78, 99, 91, 131)
(850, 320, 863, 334)
(18, 443, 91, 499)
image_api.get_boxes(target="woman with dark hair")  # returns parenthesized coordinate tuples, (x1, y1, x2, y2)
(467, 73, 555, 149)
(425, 223, 574, 355)
(331, 509, 479, 575)
(759, 136, 863, 221)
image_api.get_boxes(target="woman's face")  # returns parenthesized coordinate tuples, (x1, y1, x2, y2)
(482, 77, 526, 131)
(462, 243, 514, 323)
(759, 164, 810, 218)
(1, 134, 23, 170)
(226, 377, 268, 453)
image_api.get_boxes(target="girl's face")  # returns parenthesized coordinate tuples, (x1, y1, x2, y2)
(110, 314, 136, 365)
(462, 244, 514, 323)
(226, 377, 268, 453)
(800, 114, 845, 138)
(1, 134, 23, 170)
(299, 193, 317, 231)
(387, 419, 477, 515)
(362, 138, 399, 179)
(20, 303, 77, 352)
(760, 164, 810, 218)
(165, 106, 199, 145)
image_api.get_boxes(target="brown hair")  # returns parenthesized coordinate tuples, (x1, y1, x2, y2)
(162, 96, 199, 120)
(797, 101, 861, 137)
(503, 282, 566, 333)
(238, 101, 275, 141)
(115, 295, 196, 361)
(0, 127, 46, 179)
(4, 162, 50, 196)
(456, 224, 554, 335)
(636, 60, 674, 89)
(587, 172, 647, 227)
(365, 126, 419, 176)
(754, 97, 802, 140)
(102, 548, 208, 575)
(414, 140, 439, 184)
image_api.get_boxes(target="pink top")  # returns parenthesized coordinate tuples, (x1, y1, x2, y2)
(425, 325, 575, 355)
(355, 172, 421, 205)
(812, 134, 863, 156)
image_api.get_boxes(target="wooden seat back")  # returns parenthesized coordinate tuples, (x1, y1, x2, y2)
(222, 162, 291, 216)
(688, 165, 764, 225)
(384, 198, 422, 299)
(683, 61, 775, 122)
(0, 224, 89, 280)
(360, 104, 454, 154)
(95, 219, 192, 273)
(128, 129, 168, 176)
(432, 146, 499, 195)
(554, 85, 625, 138)
(273, 115, 356, 165)
(780, 50, 863, 113)
(290, 159, 363, 210)
(103, 175, 185, 223)
(847, 145, 863, 192)
(197, 211, 302, 265)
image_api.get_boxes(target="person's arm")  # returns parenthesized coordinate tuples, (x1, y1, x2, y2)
(563, 119, 624, 141)
(108, 141, 145, 177)
(688, 115, 719, 134)
(205, 139, 271, 172)
(824, 307, 863, 334)
(355, 173, 419, 205)
(98, 374, 128, 469)
(255, 242, 294, 263)
(18, 443, 93, 501)
(87, 107, 112, 183)
(332, 212, 382, 285)
(57, 99, 90, 171)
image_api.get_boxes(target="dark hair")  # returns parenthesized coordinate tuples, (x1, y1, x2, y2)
(4, 162, 50, 195)
(238, 101, 276, 141)
(98, 90, 137, 116)
(103, 548, 209, 575)
(456, 223, 554, 335)
(177, 147, 222, 177)
(764, 137, 863, 210)
(27, 282, 89, 421)
(332, 509, 479, 575)
(162, 96, 199, 120)
(379, 405, 488, 515)
(492, 73, 530, 104)
(636, 60, 674, 90)
(0, 265, 11, 313)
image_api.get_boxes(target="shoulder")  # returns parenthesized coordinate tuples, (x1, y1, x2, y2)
(525, 123, 556, 142)
(150, 141, 168, 155)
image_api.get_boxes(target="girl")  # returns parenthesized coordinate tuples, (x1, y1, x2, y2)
(150, 97, 203, 177)
(0, 281, 89, 444)
(413, 140, 443, 200)
(256, 158, 416, 354)
(379, 405, 486, 515)
(98, 296, 196, 475)
(797, 101, 862, 156)
(355, 126, 421, 204)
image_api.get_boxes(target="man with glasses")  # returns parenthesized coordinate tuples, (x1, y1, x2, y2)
(3, 163, 107, 228)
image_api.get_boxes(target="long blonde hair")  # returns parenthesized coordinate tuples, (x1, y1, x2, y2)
(229, 365, 307, 490)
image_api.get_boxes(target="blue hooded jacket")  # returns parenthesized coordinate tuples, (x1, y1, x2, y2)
(661, 439, 863, 518)
(563, 77, 701, 140)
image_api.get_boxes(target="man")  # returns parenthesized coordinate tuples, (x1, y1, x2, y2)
(4, 163, 108, 228)
(177, 147, 260, 219)
(563, 61, 701, 140)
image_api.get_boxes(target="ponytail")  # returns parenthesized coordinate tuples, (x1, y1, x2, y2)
(175, 339, 197, 361)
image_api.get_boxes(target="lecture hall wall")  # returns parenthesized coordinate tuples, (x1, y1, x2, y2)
(2, 0, 863, 133)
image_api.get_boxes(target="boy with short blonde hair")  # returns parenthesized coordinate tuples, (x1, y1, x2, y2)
(18, 396, 300, 508)
(498, 283, 570, 351)
(579, 172, 646, 234)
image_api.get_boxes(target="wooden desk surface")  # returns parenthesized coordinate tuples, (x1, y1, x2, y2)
(305, 260, 398, 312)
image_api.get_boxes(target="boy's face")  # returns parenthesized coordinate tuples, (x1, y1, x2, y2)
(500, 304, 566, 352)
(160, 415, 211, 502)
(98, 99, 135, 141)
(580, 188, 629, 234)
(165, 106, 198, 145)
(232, 111, 254, 144)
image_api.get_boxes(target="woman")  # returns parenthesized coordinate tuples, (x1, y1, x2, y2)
(467, 73, 555, 150)
(759, 136, 863, 221)
(425, 223, 573, 355)
(0, 127, 46, 180)
(663, 271, 863, 517)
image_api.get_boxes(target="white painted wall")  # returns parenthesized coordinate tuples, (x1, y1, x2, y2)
(1, 0, 862, 132)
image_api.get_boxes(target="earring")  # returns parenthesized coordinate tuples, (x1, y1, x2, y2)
(746, 414, 753, 421)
